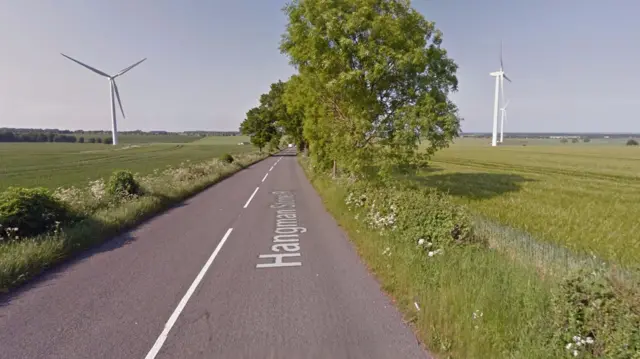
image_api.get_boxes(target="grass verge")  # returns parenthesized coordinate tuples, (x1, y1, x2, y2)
(0, 152, 268, 292)
(300, 156, 639, 358)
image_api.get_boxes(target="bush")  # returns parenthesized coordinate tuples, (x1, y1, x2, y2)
(0, 187, 71, 238)
(571, 138, 579, 143)
(78, 137, 85, 143)
(344, 181, 475, 250)
(560, 138, 569, 143)
(104, 137, 113, 145)
(220, 153, 234, 164)
(583, 137, 591, 143)
(626, 139, 638, 146)
(107, 170, 140, 198)
(552, 268, 640, 357)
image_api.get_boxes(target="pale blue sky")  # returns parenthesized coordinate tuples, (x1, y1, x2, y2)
(0, 0, 638, 133)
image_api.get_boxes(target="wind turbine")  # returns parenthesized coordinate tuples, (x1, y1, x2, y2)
(500, 99, 510, 143)
(61, 53, 146, 145)
(489, 41, 511, 147)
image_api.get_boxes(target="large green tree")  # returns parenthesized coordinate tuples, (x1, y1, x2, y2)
(240, 107, 277, 152)
(280, 0, 461, 177)
(240, 80, 307, 153)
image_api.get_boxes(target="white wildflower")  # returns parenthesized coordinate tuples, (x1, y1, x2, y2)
(566, 343, 572, 350)
(585, 337, 594, 344)
(428, 251, 434, 257)
(418, 238, 425, 246)
(573, 349, 578, 357)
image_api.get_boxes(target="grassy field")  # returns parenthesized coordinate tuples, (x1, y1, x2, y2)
(414, 138, 640, 267)
(0, 138, 256, 190)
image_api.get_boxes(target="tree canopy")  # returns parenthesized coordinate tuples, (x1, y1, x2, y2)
(241, 0, 461, 179)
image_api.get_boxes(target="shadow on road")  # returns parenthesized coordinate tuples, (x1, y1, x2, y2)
(409, 172, 535, 200)
(0, 228, 136, 309)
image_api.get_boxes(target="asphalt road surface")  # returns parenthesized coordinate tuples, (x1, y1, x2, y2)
(0, 149, 429, 359)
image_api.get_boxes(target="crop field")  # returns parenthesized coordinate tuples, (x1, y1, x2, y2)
(414, 138, 640, 267)
(0, 139, 256, 190)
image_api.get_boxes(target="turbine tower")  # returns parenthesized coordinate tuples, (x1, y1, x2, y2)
(500, 99, 510, 143)
(489, 41, 511, 147)
(61, 53, 146, 145)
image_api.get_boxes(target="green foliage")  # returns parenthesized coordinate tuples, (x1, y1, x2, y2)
(343, 179, 475, 249)
(220, 153, 234, 164)
(560, 138, 569, 143)
(107, 170, 140, 198)
(626, 139, 638, 146)
(583, 137, 591, 143)
(552, 268, 640, 358)
(0, 187, 71, 238)
(104, 137, 113, 145)
(280, 0, 460, 178)
(571, 138, 579, 143)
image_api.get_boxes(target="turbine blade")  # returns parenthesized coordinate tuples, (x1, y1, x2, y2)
(113, 81, 126, 118)
(115, 58, 146, 77)
(61, 53, 110, 77)
(503, 73, 512, 82)
(504, 99, 510, 108)
(500, 40, 504, 70)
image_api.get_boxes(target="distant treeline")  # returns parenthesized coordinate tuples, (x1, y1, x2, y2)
(1, 128, 241, 137)
(463, 133, 640, 139)
(0, 130, 113, 144)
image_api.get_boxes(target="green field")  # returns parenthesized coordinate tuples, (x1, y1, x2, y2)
(0, 138, 256, 190)
(415, 138, 640, 267)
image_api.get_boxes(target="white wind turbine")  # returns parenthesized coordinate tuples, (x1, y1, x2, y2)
(489, 41, 511, 147)
(61, 53, 146, 145)
(500, 99, 510, 143)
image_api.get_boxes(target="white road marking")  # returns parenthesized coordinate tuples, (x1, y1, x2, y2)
(144, 228, 234, 359)
(269, 166, 274, 172)
(261, 173, 269, 182)
(243, 187, 260, 208)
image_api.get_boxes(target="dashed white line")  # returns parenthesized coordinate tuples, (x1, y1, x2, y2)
(261, 173, 269, 182)
(144, 227, 234, 359)
(269, 166, 274, 172)
(243, 187, 260, 208)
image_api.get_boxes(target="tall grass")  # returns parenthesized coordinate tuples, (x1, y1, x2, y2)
(303, 154, 640, 358)
(0, 152, 267, 292)
(306, 168, 561, 358)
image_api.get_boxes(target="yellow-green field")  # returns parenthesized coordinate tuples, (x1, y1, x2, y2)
(0, 135, 255, 190)
(416, 138, 640, 267)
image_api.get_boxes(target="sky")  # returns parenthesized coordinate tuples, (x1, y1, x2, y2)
(0, 0, 639, 133)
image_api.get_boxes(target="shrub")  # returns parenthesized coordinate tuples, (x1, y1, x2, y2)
(78, 137, 85, 143)
(626, 139, 638, 146)
(104, 137, 113, 145)
(220, 153, 234, 164)
(96, 137, 103, 143)
(0, 187, 71, 238)
(571, 138, 579, 143)
(583, 137, 591, 143)
(344, 181, 475, 250)
(107, 170, 140, 198)
(560, 138, 569, 143)
(552, 268, 640, 358)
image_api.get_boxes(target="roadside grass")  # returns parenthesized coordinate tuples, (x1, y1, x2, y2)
(419, 141, 640, 267)
(304, 166, 560, 359)
(0, 151, 267, 292)
(0, 141, 255, 190)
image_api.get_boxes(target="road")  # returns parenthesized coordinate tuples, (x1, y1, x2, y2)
(0, 149, 429, 359)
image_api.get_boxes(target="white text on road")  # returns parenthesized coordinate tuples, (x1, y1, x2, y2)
(257, 191, 305, 269)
